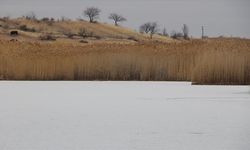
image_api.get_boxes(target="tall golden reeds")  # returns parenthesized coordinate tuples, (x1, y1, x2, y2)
(192, 51, 250, 84)
(0, 38, 249, 84)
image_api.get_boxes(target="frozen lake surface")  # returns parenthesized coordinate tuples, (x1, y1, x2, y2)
(0, 81, 250, 150)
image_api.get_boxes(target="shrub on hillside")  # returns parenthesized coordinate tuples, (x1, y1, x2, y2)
(24, 12, 37, 20)
(41, 17, 55, 26)
(59, 16, 71, 22)
(39, 34, 56, 41)
(63, 31, 76, 39)
(78, 28, 94, 39)
(0, 16, 10, 22)
(171, 31, 183, 39)
(41, 17, 50, 22)
(19, 25, 36, 32)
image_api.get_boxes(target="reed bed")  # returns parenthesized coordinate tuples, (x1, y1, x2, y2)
(192, 51, 250, 85)
(0, 38, 250, 84)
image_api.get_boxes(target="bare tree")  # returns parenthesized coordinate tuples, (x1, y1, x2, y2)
(109, 13, 126, 26)
(139, 23, 151, 34)
(25, 11, 36, 20)
(162, 27, 169, 37)
(83, 7, 101, 23)
(149, 22, 158, 39)
(182, 24, 189, 39)
(140, 22, 158, 39)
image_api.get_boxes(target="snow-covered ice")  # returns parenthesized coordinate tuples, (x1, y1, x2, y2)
(0, 81, 249, 150)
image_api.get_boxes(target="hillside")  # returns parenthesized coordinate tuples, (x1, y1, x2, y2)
(0, 18, 173, 43)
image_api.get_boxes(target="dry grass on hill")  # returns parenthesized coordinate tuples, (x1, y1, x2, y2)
(0, 37, 249, 85)
(0, 18, 173, 42)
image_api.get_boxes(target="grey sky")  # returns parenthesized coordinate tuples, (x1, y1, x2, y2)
(0, 0, 250, 38)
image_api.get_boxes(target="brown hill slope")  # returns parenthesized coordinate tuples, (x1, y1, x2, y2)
(0, 18, 173, 43)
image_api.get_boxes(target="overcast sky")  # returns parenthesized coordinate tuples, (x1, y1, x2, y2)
(0, 0, 250, 38)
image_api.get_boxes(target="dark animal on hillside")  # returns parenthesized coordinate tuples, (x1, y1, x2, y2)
(10, 31, 18, 36)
